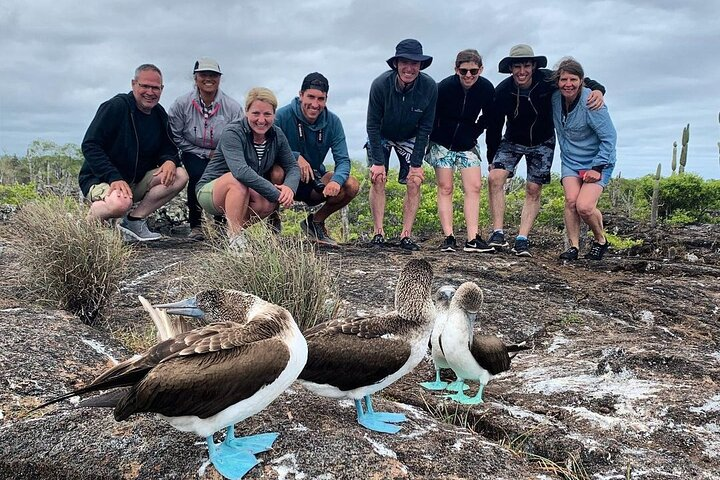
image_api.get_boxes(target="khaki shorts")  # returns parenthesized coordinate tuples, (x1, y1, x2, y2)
(197, 179, 222, 216)
(86, 168, 159, 202)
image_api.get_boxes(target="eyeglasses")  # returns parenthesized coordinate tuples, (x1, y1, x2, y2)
(458, 68, 480, 76)
(135, 82, 163, 93)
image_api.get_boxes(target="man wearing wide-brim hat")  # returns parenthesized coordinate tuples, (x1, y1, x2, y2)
(485, 44, 606, 257)
(365, 38, 438, 251)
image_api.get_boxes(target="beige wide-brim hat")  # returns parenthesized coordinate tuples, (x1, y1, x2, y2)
(498, 44, 547, 74)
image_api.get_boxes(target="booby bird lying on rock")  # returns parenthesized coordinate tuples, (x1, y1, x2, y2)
(298, 259, 435, 434)
(442, 282, 530, 404)
(34, 289, 308, 480)
(420, 285, 463, 391)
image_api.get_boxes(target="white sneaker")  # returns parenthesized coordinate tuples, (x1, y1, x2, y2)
(228, 233, 252, 257)
(117, 217, 162, 242)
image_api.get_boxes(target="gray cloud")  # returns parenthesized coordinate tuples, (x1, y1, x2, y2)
(0, 0, 718, 179)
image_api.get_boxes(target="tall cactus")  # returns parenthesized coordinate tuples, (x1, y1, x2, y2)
(671, 141, 677, 174)
(678, 124, 689, 174)
(650, 163, 661, 228)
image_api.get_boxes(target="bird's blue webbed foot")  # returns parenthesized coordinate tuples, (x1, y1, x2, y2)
(355, 396, 405, 433)
(445, 379, 469, 392)
(207, 434, 260, 479)
(446, 384, 485, 405)
(223, 425, 278, 454)
(420, 370, 449, 391)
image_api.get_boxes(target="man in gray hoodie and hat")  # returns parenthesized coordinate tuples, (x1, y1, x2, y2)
(365, 38, 438, 251)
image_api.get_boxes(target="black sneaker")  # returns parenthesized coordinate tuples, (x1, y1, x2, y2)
(559, 246, 579, 261)
(584, 241, 609, 260)
(487, 231, 509, 248)
(440, 235, 457, 252)
(512, 238, 532, 257)
(301, 214, 338, 246)
(464, 235, 494, 253)
(400, 236, 420, 251)
(370, 233, 385, 247)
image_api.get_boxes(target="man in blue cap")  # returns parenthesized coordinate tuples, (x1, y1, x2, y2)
(365, 38, 438, 251)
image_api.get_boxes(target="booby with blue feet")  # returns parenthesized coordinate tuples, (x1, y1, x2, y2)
(420, 285, 461, 391)
(442, 282, 529, 404)
(298, 259, 435, 434)
(33, 289, 308, 480)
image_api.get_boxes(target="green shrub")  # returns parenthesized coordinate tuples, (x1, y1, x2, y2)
(11, 196, 132, 325)
(0, 183, 39, 206)
(180, 222, 338, 331)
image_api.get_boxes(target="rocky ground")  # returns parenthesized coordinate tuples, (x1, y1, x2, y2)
(1, 217, 719, 479)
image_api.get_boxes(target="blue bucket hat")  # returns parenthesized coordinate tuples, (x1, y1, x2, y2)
(386, 39, 433, 70)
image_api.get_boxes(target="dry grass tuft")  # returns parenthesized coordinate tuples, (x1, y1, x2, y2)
(11, 196, 132, 326)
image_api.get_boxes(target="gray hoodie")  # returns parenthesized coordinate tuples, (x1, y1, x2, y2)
(197, 117, 300, 202)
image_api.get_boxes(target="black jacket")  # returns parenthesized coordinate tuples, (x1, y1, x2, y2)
(486, 69, 605, 163)
(79, 92, 179, 196)
(430, 74, 495, 156)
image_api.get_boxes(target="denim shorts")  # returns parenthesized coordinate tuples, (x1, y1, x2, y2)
(424, 142, 483, 170)
(491, 138, 555, 185)
(560, 165, 614, 188)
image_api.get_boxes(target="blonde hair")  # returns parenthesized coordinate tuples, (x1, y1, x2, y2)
(245, 87, 278, 112)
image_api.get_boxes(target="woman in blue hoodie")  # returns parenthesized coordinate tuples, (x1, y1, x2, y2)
(552, 57, 617, 261)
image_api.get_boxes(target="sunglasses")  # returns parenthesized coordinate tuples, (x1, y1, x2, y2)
(458, 68, 480, 76)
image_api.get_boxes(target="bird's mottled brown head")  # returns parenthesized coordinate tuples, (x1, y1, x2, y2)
(451, 282, 484, 314)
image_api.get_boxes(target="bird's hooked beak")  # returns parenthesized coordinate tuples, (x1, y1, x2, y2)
(153, 297, 205, 318)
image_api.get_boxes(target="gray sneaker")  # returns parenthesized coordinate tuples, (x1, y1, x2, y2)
(228, 233, 252, 257)
(301, 214, 338, 246)
(117, 217, 162, 242)
(487, 231, 509, 248)
(511, 237, 532, 257)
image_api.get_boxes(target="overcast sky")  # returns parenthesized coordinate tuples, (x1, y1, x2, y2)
(1, 0, 718, 179)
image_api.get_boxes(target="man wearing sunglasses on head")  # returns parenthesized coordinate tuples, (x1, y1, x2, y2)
(80, 64, 188, 241)
(485, 45, 605, 257)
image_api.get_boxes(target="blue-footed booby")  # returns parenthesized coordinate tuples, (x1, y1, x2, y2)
(298, 259, 435, 434)
(33, 289, 308, 480)
(420, 285, 463, 391)
(442, 282, 529, 404)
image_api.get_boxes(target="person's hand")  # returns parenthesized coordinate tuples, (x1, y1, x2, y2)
(154, 160, 177, 186)
(370, 164, 386, 184)
(298, 155, 314, 183)
(108, 180, 132, 199)
(587, 91, 605, 110)
(275, 184, 295, 208)
(407, 166, 425, 183)
(323, 180, 341, 197)
(583, 169, 601, 183)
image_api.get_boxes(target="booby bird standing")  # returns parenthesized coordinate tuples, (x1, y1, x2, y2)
(298, 259, 435, 434)
(420, 285, 462, 391)
(33, 289, 308, 480)
(442, 282, 529, 404)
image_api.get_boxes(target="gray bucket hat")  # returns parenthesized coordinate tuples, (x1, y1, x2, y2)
(386, 39, 433, 70)
(498, 44, 547, 74)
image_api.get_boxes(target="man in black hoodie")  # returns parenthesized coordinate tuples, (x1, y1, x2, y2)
(485, 45, 605, 257)
(79, 64, 188, 241)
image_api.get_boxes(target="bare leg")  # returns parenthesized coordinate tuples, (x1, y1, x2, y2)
(401, 175, 422, 238)
(576, 183, 606, 243)
(88, 190, 133, 220)
(561, 177, 583, 248)
(212, 173, 250, 237)
(131, 167, 189, 218)
(488, 168, 509, 231)
(313, 173, 360, 223)
(460, 166, 482, 239)
(517, 181, 542, 237)
(369, 177, 386, 236)
(435, 168, 454, 236)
